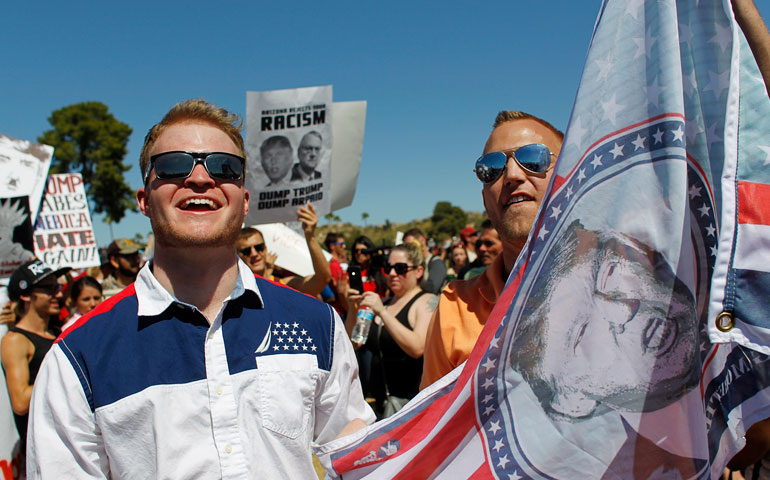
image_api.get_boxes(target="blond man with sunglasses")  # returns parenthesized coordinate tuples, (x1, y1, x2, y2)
(421, 111, 563, 389)
(27, 99, 373, 479)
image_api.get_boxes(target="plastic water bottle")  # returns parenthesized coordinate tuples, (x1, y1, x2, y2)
(351, 307, 374, 344)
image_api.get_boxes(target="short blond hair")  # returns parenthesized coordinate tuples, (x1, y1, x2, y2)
(139, 99, 245, 183)
(493, 110, 564, 141)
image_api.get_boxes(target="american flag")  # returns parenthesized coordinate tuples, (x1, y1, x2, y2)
(315, 0, 770, 477)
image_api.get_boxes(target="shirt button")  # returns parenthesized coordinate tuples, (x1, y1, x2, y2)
(207, 332, 214, 340)
(225, 444, 232, 454)
(216, 386, 223, 395)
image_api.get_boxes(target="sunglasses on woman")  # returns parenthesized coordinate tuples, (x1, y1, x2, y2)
(144, 151, 245, 184)
(238, 243, 266, 256)
(474, 143, 556, 183)
(382, 263, 417, 275)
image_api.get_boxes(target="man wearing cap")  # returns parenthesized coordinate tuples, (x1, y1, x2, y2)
(1, 259, 69, 467)
(459, 226, 479, 264)
(26, 99, 373, 479)
(101, 238, 142, 299)
(421, 110, 562, 389)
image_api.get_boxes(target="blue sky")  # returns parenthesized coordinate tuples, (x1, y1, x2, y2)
(2, 1, 767, 246)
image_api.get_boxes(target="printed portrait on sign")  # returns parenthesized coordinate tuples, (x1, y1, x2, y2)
(0, 196, 36, 278)
(260, 136, 294, 187)
(510, 218, 699, 420)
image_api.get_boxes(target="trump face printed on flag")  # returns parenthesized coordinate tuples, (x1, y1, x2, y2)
(512, 219, 699, 420)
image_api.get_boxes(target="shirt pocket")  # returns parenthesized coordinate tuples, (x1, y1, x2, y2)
(256, 353, 319, 439)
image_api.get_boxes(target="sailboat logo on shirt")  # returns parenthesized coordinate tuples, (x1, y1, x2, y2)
(254, 321, 318, 355)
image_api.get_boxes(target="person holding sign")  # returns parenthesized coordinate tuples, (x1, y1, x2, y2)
(236, 202, 332, 297)
(26, 99, 373, 479)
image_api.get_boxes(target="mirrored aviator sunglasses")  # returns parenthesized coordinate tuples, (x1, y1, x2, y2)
(474, 143, 554, 183)
(145, 151, 245, 183)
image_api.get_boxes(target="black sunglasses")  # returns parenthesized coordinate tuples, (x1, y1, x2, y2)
(145, 151, 245, 184)
(238, 243, 266, 256)
(474, 144, 556, 183)
(381, 263, 416, 275)
(33, 283, 63, 296)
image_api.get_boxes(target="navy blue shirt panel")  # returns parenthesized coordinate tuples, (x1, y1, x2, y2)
(58, 278, 335, 412)
(225, 278, 335, 374)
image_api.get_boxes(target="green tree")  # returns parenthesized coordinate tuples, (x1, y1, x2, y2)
(361, 212, 369, 226)
(429, 201, 467, 239)
(324, 212, 335, 224)
(39, 102, 135, 223)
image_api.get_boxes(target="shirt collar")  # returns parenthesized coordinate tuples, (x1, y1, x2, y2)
(135, 258, 262, 316)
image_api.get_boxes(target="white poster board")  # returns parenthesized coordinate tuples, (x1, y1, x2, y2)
(33, 173, 99, 269)
(252, 223, 331, 277)
(245, 86, 333, 225)
(330, 101, 366, 211)
(0, 134, 53, 222)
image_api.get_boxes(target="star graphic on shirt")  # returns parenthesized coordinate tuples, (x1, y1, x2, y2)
(633, 29, 657, 59)
(291, 329, 297, 336)
(565, 185, 574, 200)
(710, 245, 718, 257)
(652, 128, 665, 144)
(311, 345, 317, 352)
(550, 204, 562, 219)
(509, 472, 523, 480)
(482, 393, 494, 404)
(577, 168, 586, 183)
(489, 336, 500, 349)
(698, 204, 711, 217)
(292, 322, 299, 328)
(492, 439, 505, 453)
(631, 134, 646, 151)
(484, 405, 495, 416)
(273, 345, 280, 351)
(482, 377, 494, 389)
(283, 345, 289, 351)
(488, 420, 502, 435)
(293, 345, 299, 351)
(537, 226, 549, 241)
(302, 345, 308, 351)
(679, 23, 694, 44)
(688, 185, 702, 199)
(705, 224, 716, 237)
(301, 329, 307, 336)
(601, 94, 624, 124)
(686, 120, 704, 145)
(277, 337, 284, 343)
(590, 153, 603, 169)
(498, 454, 510, 469)
(287, 336, 294, 343)
(609, 142, 625, 159)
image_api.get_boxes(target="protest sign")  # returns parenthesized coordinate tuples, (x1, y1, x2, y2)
(33, 173, 99, 270)
(252, 222, 331, 277)
(330, 101, 366, 211)
(0, 197, 35, 279)
(245, 86, 333, 224)
(0, 134, 53, 222)
(314, 0, 770, 478)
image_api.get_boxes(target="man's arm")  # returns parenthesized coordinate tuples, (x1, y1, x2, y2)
(314, 308, 375, 444)
(1, 332, 32, 415)
(286, 203, 332, 296)
(27, 344, 109, 478)
(420, 294, 455, 390)
(733, 0, 770, 97)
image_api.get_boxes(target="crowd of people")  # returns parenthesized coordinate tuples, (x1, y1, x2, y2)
(0, 3, 767, 475)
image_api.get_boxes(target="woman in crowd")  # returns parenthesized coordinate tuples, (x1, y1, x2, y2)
(346, 241, 437, 418)
(447, 243, 469, 280)
(61, 276, 103, 330)
(349, 235, 388, 296)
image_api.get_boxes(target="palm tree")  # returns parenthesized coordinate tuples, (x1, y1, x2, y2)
(362, 212, 369, 226)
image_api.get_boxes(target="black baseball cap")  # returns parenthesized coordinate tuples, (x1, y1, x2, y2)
(7, 259, 71, 301)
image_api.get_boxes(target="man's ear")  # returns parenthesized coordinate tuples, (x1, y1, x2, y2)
(243, 189, 249, 217)
(136, 187, 149, 217)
